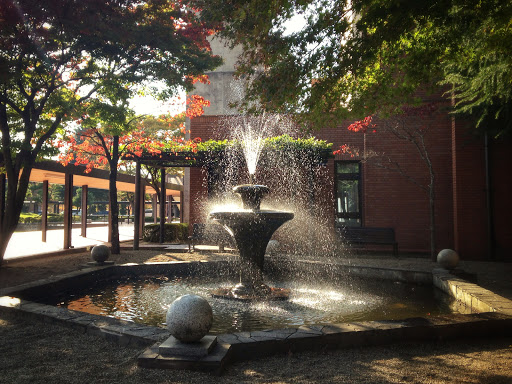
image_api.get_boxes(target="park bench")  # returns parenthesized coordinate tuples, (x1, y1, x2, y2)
(338, 226, 399, 256)
(188, 223, 235, 252)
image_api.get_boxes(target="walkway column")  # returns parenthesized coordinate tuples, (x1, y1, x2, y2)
(133, 161, 141, 250)
(41, 180, 48, 242)
(180, 190, 184, 224)
(152, 194, 158, 224)
(159, 168, 166, 243)
(63, 173, 73, 249)
(139, 181, 145, 238)
(81, 185, 88, 237)
(108, 194, 112, 243)
(167, 195, 172, 223)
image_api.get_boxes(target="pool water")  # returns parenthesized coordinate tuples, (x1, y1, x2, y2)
(50, 275, 458, 334)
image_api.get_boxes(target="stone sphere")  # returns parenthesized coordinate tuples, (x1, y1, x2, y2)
(437, 249, 460, 270)
(166, 294, 213, 343)
(266, 240, 280, 255)
(91, 245, 110, 262)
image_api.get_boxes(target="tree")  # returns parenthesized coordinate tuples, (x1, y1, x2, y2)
(335, 105, 440, 260)
(59, 106, 204, 253)
(0, 0, 222, 264)
(192, 0, 512, 136)
(61, 102, 141, 253)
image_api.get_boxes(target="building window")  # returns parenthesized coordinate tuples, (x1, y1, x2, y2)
(335, 161, 362, 227)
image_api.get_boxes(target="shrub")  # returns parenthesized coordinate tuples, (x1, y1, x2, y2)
(143, 223, 189, 243)
(19, 213, 41, 224)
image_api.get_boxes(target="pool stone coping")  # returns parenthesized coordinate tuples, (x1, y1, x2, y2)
(0, 260, 511, 374)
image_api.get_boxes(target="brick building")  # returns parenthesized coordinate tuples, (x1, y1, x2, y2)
(184, 40, 512, 261)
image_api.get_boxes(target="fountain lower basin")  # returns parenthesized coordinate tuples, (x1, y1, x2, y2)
(2, 259, 511, 373)
(16, 259, 461, 334)
(46, 272, 456, 334)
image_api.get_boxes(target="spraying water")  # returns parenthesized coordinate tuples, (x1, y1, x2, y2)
(221, 112, 292, 182)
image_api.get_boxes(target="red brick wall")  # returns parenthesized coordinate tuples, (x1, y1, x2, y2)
(188, 110, 512, 260)
(451, 119, 488, 259)
(314, 106, 454, 254)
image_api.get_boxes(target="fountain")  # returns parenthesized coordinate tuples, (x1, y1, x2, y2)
(210, 184, 294, 300)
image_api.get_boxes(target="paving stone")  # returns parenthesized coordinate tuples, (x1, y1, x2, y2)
(217, 334, 241, 344)
(297, 325, 324, 335)
(321, 324, 349, 335)
(270, 329, 298, 339)
(249, 330, 280, 339)
(235, 335, 257, 343)
(249, 335, 279, 342)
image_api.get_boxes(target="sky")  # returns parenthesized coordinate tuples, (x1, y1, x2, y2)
(129, 93, 185, 117)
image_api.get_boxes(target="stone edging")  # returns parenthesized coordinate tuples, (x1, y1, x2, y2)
(433, 268, 512, 316)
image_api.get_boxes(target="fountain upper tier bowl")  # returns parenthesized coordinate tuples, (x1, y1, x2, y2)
(232, 184, 269, 210)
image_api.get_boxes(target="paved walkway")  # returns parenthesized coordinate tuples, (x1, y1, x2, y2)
(5, 224, 134, 261)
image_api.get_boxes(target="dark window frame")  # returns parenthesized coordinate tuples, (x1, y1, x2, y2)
(334, 160, 362, 227)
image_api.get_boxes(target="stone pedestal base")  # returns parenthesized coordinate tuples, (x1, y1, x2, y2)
(138, 336, 229, 374)
(159, 335, 217, 357)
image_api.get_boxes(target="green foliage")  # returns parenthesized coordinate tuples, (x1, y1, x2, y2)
(18, 213, 80, 224)
(263, 135, 332, 153)
(143, 223, 189, 243)
(193, 0, 512, 136)
(162, 135, 331, 156)
(196, 139, 237, 153)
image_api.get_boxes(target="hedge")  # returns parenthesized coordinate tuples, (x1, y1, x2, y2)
(142, 223, 189, 243)
(19, 213, 81, 224)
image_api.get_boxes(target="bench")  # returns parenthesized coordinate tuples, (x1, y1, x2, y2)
(338, 227, 398, 256)
(188, 223, 235, 252)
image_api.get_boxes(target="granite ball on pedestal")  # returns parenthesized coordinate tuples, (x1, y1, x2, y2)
(166, 294, 213, 343)
(437, 249, 460, 270)
(91, 245, 111, 263)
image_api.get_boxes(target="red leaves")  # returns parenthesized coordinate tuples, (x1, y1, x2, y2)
(185, 74, 210, 85)
(347, 115, 376, 133)
(333, 144, 359, 158)
(185, 95, 210, 118)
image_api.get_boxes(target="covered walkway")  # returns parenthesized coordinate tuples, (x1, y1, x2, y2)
(1, 159, 182, 253)
(4, 224, 134, 261)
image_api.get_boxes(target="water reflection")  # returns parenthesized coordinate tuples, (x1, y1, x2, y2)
(54, 275, 459, 334)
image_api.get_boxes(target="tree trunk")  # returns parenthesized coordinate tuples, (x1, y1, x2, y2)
(0, 229, 14, 266)
(109, 136, 120, 254)
(0, 154, 35, 266)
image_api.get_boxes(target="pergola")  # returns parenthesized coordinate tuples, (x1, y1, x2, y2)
(127, 151, 209, 248)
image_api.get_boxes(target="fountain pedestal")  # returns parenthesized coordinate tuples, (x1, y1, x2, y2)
(210, 184, 293, 300)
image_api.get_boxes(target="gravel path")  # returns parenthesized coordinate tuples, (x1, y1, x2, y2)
(1, 248, 511, 383)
